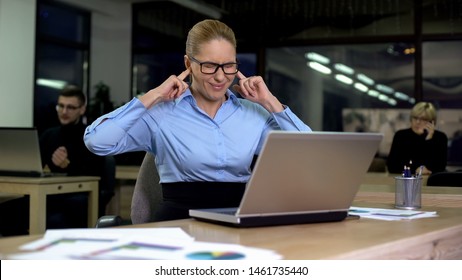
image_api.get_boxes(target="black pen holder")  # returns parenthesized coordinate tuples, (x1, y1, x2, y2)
(394, 177, 422, 210)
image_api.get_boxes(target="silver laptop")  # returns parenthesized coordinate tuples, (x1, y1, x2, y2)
(0, 128, 64, 177)
(189, 131, 383, 227)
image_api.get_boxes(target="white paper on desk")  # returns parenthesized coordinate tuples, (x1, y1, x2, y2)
(11, 239, 189, 260)
(177, 241, 282, 260)
(76, 238, 281, 260)
(12, 233, 280, 260)
(19, 228, 194, 251)
(74, 237, 195, 260)
(349, 206, 438, 221)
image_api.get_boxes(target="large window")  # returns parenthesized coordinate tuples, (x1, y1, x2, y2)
(422, 41, 462, 109)
(34, 1, 90, 134)
(132, 0, 462, 160)
(266, 44, 416, 131)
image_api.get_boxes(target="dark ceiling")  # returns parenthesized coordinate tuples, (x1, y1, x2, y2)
(132, 0, 460, 49)
(199, 0, 409, 43)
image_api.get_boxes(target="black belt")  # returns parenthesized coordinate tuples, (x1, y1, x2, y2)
(161, 182, 246, 209)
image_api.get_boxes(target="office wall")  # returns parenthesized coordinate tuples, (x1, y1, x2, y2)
(0, 0, 36, 127)
(0, 0, 135, 127)
(91, 8, 131, 106)
(57, 0, 132, 106)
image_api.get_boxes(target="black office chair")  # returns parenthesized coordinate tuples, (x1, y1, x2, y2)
(426, 171, 462, 187)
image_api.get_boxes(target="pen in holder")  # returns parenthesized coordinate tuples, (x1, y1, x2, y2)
(394, 175, 423, 210)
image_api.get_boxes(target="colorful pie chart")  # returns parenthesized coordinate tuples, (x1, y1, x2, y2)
(186, 251, 245, 260)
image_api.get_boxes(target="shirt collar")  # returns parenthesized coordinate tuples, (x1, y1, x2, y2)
(175, 89, 193, 104)
(175, 89, 242, 108)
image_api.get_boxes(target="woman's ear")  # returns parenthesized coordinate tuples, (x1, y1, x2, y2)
(184, 55, 192, 84)
(184, 55, 191, 69)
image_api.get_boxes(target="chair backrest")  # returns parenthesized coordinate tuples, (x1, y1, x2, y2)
(427, 171, 462, 187)
(130, 152, 162, 224)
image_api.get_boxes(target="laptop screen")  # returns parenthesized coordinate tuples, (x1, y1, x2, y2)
(236, 131, 383, 215)
(0, 128, 44, 175)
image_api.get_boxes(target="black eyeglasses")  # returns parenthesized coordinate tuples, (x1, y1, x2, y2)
(56, 104, 81, 112)
(189, 56, 239, 74)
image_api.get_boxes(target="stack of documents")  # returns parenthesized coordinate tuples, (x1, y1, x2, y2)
(349, 206, 438, 221)
(7, 228, 281, 260)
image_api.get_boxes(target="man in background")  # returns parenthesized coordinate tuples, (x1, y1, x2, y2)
(0, 86, 113, 236)
(40, 85, 113, 228)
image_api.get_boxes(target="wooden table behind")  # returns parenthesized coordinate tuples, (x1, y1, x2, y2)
(362, 172, 429, 186)
(107, 165, 141, 216)
(357, 184, 462, 208)
(0, 176, 99, 234)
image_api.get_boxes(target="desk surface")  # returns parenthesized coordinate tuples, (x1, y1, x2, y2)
(134, 207, 462, 260)
(2, 184, 462, 260)
(1, 205, 462, 260)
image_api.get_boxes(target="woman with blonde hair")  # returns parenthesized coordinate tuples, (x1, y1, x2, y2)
(84, 19, 311, 221)
(387, 102, 448, 175)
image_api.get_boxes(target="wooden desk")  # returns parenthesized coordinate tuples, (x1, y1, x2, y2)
(0, 176, 99, 235)
(1, 205, 461, 259)
(133, 208, 462, 259)
(1, 186, 462, 259)
(107, 165, 141, 215)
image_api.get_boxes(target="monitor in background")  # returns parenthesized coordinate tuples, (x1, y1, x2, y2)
(0, 127, 61, 177)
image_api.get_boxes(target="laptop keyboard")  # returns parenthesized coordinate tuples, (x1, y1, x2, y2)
(215, 209, 237, 215)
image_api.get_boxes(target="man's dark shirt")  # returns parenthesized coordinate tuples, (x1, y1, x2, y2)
(39, 122, 103, 176)
(39, 121, 106, 228)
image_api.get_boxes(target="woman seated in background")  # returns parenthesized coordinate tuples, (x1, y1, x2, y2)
(387, 101, 448, 175)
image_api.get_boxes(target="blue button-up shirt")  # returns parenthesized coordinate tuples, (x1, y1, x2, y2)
(84, 89, 311, 183)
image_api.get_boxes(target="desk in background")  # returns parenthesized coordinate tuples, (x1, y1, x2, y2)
(107, 165, 141, 216)
(115, 165, 140, 180)
(357, 184, 462, 208)
(0, 176, 99, 235)
(362, 172, 429, 186)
